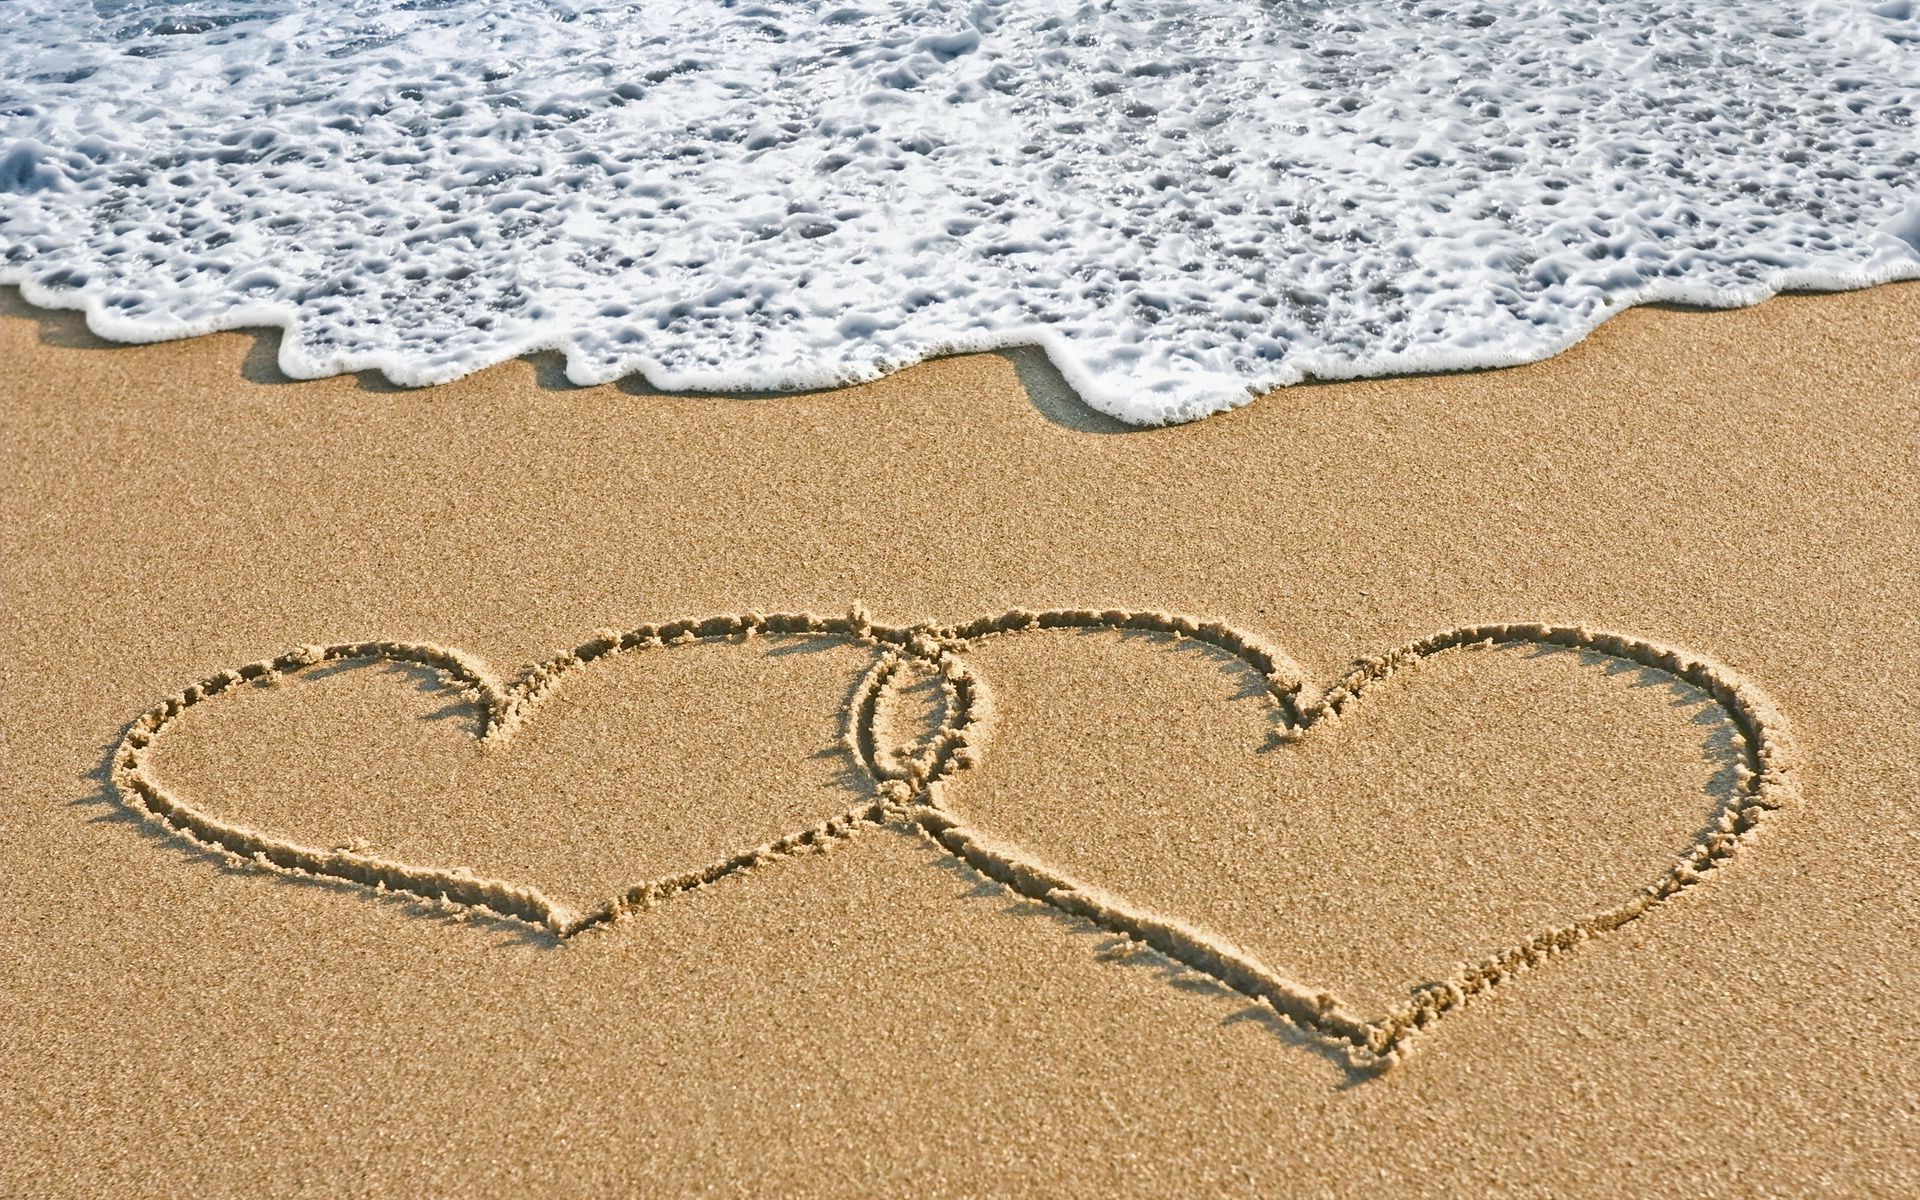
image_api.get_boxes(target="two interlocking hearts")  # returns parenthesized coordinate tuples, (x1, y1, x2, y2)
(111, 608, 1793, 1069)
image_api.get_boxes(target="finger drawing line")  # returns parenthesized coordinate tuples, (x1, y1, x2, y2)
(910, 613, 1795, 1068)
(111, 610, 1794, 1070)
(111, 611, 977, 938)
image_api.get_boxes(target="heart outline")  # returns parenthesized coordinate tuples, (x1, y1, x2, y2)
(894, 611, 1795, 1069)
(111, 609, 1792, 1070)
(112, 609, 981, 937)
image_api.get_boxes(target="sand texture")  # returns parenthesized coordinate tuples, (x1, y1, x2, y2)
(3, 285, 1917, 1195)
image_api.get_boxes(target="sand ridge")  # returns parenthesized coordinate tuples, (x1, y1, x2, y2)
(114, 607, 1793, 1073)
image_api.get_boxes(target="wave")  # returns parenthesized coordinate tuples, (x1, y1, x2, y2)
(3, 0, 1917, 423)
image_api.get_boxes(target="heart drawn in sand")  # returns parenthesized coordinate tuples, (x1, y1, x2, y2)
(112, 611, 979, 937)
(112, 609, 1793, 1070)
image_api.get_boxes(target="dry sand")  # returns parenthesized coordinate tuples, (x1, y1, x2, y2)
(3, 284, 1916, 1195)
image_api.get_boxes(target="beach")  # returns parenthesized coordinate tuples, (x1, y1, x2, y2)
(3, 282, 1916, 1194)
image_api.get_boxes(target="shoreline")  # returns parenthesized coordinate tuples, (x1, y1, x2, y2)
(6, 265, 1918, 423)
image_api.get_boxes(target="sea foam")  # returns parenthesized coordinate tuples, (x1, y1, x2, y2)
(2, 1, 1916, 423)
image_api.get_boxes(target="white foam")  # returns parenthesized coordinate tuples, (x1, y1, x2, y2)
(3, 0, 1916, 424)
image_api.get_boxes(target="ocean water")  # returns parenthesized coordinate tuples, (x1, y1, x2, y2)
(2, 1, 1916, 424)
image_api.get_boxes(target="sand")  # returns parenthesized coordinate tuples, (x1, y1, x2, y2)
(3, 284, 1916, 1196)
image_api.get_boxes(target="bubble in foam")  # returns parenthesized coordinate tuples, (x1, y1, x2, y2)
(1, 0, 1916, 424)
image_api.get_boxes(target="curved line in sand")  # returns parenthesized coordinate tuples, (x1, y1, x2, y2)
(111, 610, 979, 937)
(901, 612, 1794, 1068)
(111, 609, 1793, 1070)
